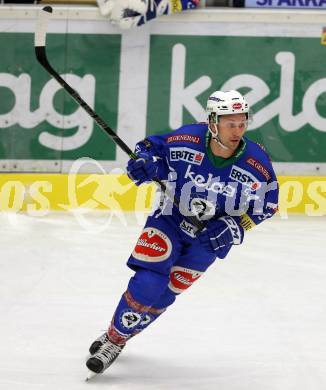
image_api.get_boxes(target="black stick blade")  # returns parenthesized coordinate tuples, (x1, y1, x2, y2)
(43, 6, 53, 13)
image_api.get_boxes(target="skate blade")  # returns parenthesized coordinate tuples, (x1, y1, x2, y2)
(85, 370, 98, 381)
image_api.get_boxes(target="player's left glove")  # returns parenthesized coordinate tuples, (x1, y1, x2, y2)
(127, 152, 158, 185)
(198, 216, 244, 254)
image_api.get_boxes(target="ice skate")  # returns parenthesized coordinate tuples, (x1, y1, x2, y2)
(88, 332, 109, 355)
(86, 337, 125, 378)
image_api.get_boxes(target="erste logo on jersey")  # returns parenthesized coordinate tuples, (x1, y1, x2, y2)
(230, 165, 261, 190)
(170, 147, 204, 165)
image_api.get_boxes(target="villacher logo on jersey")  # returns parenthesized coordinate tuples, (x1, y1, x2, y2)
(170, 147, 204, 165)
(168, 266, 203, 294)
(132, 228, 172, 262)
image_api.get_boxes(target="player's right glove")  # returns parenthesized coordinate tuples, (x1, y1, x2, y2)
(97, 0, 199, 29)
(127, 152, 158, 186)
(198, 216, 244, 255)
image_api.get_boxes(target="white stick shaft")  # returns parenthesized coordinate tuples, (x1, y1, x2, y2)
(34, 6, 53, 47)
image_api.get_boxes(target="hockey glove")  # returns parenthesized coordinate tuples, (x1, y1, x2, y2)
(127, 152, 158, 186)
(198, 216, 244, 254)
(97, 0, 199, 29)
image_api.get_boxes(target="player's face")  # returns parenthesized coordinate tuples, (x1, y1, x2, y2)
(217, 113, 247, 150)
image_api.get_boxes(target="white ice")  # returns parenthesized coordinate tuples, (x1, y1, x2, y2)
(0, 212, 325, 390)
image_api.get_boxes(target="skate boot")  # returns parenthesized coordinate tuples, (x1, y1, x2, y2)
(88, 332, 109, 355)
(86, 338, 125, 375)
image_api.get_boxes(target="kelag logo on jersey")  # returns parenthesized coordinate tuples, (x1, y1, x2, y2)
(170, 147, 204, 165)
(230, 166, 261, 190)
(184, 165, 236, 197)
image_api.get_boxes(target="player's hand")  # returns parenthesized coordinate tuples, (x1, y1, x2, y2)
(127, 152, 158, 185)
(198, 216, 244, 253)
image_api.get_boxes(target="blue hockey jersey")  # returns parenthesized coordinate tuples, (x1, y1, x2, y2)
(134, 123, 279, 238)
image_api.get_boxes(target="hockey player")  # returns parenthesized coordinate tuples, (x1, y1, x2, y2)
(86, 90, 279, 378)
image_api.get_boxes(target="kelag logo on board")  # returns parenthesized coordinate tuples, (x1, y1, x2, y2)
(1, 30, 326, 167)
(147, 37, 326, 163)
(0, 32, 121, 164)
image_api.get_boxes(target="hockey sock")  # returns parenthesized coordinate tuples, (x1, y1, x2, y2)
(107, 269, 173, 344)
(108, 290, 166, 345)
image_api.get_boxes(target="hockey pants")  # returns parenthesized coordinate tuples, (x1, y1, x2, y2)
(107, 214, 221, 345)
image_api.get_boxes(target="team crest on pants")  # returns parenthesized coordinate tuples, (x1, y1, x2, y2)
(132, 227, 172, 262)
(168, 266, 203, 294)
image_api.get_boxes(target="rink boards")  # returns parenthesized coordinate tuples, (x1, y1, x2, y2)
(0, 7, 325, 217)
(0, 6, 326, 176)
(0, 174, 325, 217)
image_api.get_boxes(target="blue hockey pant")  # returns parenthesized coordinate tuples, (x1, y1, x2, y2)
(107, 214, 220, 345)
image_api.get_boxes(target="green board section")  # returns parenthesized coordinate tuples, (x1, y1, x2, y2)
(0, 33, 121, 162)
(1, 31, 326, 169)
(147, 35, 326, 162)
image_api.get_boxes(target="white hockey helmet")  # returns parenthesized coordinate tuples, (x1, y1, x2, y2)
(206, 90, 249, 123)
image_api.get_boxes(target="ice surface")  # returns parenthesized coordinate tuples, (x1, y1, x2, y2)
(0, 212, 325, 390)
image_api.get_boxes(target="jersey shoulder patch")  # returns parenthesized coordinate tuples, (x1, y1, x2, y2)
(165, 123, 207, 146)
(243, 139, 275, 182)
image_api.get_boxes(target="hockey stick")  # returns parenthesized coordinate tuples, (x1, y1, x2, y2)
(34, 6, 204, 231)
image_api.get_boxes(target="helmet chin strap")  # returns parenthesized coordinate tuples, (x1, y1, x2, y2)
(213, 134, 229, 150)
(210, 124, 230, 150)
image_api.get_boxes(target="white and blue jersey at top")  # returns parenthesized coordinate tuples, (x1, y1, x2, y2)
(133, 122, 278, 237)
